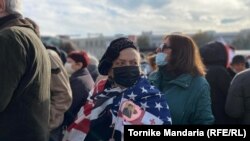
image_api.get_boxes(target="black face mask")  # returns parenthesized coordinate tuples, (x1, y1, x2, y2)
(113, 66, 140, 87)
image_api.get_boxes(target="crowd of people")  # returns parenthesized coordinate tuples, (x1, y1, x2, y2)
(1, 0, 250, 141)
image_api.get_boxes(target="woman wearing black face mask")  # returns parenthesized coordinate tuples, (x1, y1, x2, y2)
(62, 37, 172, 141)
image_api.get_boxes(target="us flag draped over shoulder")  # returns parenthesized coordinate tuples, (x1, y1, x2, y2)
(63, 76, 172, 141)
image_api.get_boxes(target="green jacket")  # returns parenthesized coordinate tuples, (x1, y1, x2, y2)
(0, 14, 51, 141)
(149, 68, 214, 125)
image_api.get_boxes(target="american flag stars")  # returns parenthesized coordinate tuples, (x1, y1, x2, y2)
(155, 102, 163, 111)
(140, 102, 149, 110)
(141, 87, 148, 93)
(127, 92, 137, 100)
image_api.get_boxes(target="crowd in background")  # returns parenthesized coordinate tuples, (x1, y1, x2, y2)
(1, 0, 250, 141)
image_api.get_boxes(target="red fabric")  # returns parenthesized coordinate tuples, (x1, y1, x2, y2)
(68, 50, 90, 68)
(66, 79, 107, 133)
(93, 79, 106, 95)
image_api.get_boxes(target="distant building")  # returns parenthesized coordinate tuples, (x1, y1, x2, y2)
(41, 29, 249, 59)
(215, 32, 237, 44)
(71, 36, 110, 59)
(71, 31, 240, 58)
(41, 36, 62, 47)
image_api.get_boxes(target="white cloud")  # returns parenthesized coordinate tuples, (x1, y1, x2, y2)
(22, 0, 250, 36)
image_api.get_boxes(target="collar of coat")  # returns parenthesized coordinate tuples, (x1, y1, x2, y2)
(0, 13, 37, 35)
(168, 74, 193, 89)
(0, 13, 22, 29)
(153, 68, 193, 89)
(70, 68, 90, 78)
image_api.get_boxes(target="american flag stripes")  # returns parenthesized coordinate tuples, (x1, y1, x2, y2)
(63, 76, 171, 141)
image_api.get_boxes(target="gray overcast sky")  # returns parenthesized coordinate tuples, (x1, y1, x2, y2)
(23, 0, 250, 36)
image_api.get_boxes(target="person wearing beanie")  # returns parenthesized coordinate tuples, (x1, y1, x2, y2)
(63, 37, 171, 141)
(62, 50, 94, 128)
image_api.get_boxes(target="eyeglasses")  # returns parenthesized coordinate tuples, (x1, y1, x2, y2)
(160, 43, 172, 50)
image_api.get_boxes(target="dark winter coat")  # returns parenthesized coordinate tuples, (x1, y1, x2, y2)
(200, 41, 236, 124)
(226, 69, 250, 124)
(0, 14, 51, 141)
(63, 68, 94, 126)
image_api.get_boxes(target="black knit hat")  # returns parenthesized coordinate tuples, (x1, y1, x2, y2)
(200, 41, 228, 67)
(98, 37, 138, 75)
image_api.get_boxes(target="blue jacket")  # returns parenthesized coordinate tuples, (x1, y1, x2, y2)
(149, 68, 214, 125)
